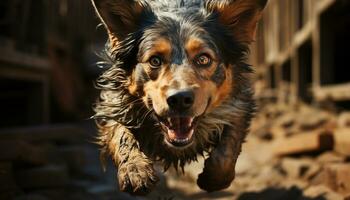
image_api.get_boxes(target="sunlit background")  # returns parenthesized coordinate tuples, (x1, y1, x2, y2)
(0, 0, 349, 199)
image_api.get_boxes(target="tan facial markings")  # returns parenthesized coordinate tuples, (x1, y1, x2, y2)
(140, 38, 172, 64)
(136, 38, 172, 114)
(138, 38, 172, 81)
(184, 37, 233, 112)
(129, 38, 172, 96)
(185, 38, 218, 78)
(143, 67, 174, 114)
(210, 66, 233, 109)
(138, 36, 233, 117)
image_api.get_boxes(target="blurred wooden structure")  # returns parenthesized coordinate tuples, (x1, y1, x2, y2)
(0, 2, 112, 199)
(0, 0, 100, 128)
(251, 0, 350, 110)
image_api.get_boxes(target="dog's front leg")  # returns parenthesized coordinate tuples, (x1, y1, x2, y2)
(197, 126, 244, 192)
(106, 124, 158, 195)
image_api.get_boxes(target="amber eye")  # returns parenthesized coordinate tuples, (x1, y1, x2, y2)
(149, 56, 162, 68)
(195, 53, 212, 67)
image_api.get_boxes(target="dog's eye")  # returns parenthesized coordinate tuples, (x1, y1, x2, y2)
(149, 56, 162, 68)
(195, 54, 212, 67)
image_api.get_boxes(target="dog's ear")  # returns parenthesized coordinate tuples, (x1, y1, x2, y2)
(91, 0, 146, 42)
(206, 0, 267, 43)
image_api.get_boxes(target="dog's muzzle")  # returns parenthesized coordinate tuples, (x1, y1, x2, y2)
(159, 116, 199, 148)
(156, 89, 198, 148)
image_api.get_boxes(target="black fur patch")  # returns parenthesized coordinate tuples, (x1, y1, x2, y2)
(211, 64, 226, 86)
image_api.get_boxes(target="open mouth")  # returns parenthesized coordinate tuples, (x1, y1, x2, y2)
(158, 116, 198, 148)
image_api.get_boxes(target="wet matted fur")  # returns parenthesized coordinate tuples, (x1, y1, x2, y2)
(91, 0, 267, 195)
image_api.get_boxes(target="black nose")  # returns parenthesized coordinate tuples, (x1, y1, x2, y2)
(167, 90, 194, 111)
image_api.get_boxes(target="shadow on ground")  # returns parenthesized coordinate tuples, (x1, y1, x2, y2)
(236, 187, 326, 200)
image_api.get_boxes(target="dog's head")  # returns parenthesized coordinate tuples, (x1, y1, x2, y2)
(92, 0, 266, 148)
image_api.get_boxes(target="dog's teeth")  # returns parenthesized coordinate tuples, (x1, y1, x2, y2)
(189, 117, 194, 126)
(174, 138, 189, 143)
(167, 117, 172, 126)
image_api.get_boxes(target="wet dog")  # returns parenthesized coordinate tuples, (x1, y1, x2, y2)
(91, 0, 267, 195)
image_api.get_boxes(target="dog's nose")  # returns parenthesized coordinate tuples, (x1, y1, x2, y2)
(167, 90, 194, 111)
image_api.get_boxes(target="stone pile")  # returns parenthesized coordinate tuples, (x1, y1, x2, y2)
(236, 103, 350, 200)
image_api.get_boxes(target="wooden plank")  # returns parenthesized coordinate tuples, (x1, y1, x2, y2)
(293, 22, 312, 49)
(312, 7, 321, 88)
(334, 128, 350, 156)
(313, 83, 350, 101)
(316, 0, 337, 14)
(272, 131, 333, 156)
(0, 48, 49, 71)
(0, 64, 47, 82)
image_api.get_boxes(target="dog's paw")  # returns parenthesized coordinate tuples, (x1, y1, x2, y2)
(118, 161, 158, 195)
(197, 152, 236, 192)
(197, 170, 234, 192)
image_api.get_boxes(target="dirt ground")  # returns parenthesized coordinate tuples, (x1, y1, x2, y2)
(3, 102, 350, 200)
(140, 103, 350, 200)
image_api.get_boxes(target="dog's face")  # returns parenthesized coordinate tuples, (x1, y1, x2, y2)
(138, 33, 232, 148)
(92, 0, 266, 148)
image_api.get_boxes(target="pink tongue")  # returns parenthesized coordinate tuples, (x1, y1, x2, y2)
(168, 117, 191, 139)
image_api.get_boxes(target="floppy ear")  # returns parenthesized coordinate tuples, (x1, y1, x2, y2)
(206, 0, 267, 43)
(91, 0, 146, 43)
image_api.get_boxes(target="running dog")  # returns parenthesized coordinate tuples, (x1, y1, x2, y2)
(92, 0, 267, 195)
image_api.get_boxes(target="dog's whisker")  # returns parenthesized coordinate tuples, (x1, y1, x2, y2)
(124, 97, 143, 105)
(139, 108, 154, 124)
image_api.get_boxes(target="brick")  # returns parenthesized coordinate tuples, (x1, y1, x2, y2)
(338, 112, 350, 127)
(334, 128, 350, 156)
(280, 158, 320, 180)
(316, 152, 346, 164)
(298, 111, 330, 131)
(304, 185, 344, 200)
(311, 163, 350, 195)
(272, 131, 333, 156)
(270, 125, 287, 139)
(276, 113, 296, 128)
(253, 124, 273, 140)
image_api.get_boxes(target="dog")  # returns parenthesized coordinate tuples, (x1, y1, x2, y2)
(91, 0, 267, 195)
